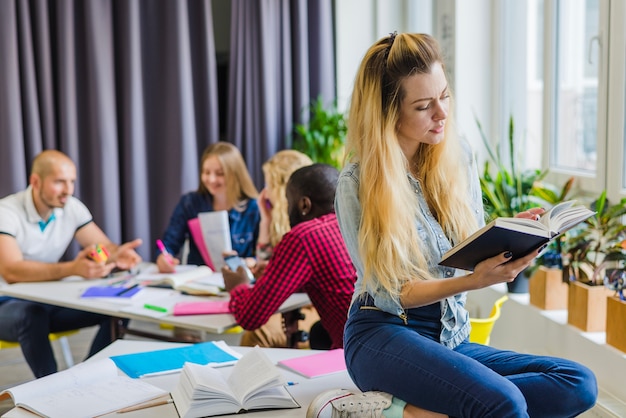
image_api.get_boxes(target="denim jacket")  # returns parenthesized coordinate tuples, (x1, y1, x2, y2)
(335, 146, 484, 349)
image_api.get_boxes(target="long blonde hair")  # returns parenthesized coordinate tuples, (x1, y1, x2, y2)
(346, 33, 478, 298)
(262, 150, 313, 246)
(197, 142, 259, 209)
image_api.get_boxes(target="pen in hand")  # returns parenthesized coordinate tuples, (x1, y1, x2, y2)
(156, 239, 175, 266)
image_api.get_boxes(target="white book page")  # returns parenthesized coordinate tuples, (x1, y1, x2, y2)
(227, 348, 285, 405)
(1, 359, 166, 418)
(23, 376, 166, 418)
(185, 362, 235, 399)
(198, 211, 231, 270)
(1, 358, 117, 404)
(135, 265, 213, 287)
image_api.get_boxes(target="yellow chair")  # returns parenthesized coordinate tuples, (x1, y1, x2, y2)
(0, 330, 79, 368)
(469, 295, 508, 345)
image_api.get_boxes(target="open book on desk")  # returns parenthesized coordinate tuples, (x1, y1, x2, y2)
(0, 358, 166, 418)
(439, 200, 595, 271)
(135, 265, 225, 295)
(171, 347, 300, 418)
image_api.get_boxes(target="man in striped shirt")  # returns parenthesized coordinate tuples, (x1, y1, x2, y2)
(224, 164, 355, 350)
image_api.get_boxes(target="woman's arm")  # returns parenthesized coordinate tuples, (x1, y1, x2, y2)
(400, 249, 539, 308)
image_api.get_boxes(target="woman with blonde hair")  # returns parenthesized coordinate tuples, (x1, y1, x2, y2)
(157, 141, 259, 273)
(308, 32, 597, 418)
(255, 149, 313, 262)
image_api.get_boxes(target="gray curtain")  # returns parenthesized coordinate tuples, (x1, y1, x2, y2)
(0, 0, 335, 260)
(0, 0, 218, 260)
(227, 0, 336, 185)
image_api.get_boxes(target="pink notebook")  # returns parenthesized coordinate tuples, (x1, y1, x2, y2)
(173, 300, 231, 316)
(277, 349, 346, 378)
(187, 217, 214, 269)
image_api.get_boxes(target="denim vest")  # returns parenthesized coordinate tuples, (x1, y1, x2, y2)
(335, 149, 484, 349)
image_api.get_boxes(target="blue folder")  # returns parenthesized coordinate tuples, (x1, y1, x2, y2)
(109, 341, 240, 378)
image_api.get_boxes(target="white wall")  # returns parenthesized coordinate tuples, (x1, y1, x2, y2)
(335, 0, 495, 157)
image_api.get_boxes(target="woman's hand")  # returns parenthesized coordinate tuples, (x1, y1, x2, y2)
(156, 252, 179, 273)
(470, 249, 539, 289)
(515, 207, 545, 221)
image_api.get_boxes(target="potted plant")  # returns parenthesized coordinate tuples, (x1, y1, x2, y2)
(477, 116, 574, 293)
(561, 190, 626, 332)
(605, 257, 626, 352)
(292, 96, 347, 169)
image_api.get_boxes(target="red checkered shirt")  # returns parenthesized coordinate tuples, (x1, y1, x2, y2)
(228, 213, 356, 349)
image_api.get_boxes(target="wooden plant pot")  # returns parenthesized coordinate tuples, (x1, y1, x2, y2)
(529, 267, 568, 310)
(606, 296, 626, 353)
(567, 281, 613, 332)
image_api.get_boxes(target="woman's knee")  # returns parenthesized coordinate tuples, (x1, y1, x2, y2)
(569, 365, 598, 414)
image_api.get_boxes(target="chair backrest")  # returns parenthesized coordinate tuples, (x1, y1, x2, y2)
(468, 295, 509, 345)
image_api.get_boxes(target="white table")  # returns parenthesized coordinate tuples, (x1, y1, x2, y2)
(0, 278, 311, 337)
(2, 340, 358, 418)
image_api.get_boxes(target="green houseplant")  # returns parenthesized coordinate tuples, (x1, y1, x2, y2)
(561, 190, 626, 286)
(559, 190, 626, 331)
(292, 97, 347, 169)
(477, 116, 574, 292)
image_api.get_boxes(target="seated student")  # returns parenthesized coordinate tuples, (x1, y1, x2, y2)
(156, 141, 260, 273)
(254, 149, 313, 268)
(0, 150, 142, 378)
(222, 164, 356, 350)
(240, 149, 314, 348)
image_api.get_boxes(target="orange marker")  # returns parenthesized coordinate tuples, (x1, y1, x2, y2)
(89, 244, 109, 263)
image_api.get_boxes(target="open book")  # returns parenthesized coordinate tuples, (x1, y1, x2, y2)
(0, 358, 167, 418)
(135, 265, 225, 295)
(171, 347, 300, 418)
(439, 200, 595, 271)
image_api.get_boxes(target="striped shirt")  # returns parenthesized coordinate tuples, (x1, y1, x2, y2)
(229, 213, 356, 349)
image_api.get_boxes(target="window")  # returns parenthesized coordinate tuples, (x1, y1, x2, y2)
(505, 0, 622, 197)
(335, 1, 626, 199)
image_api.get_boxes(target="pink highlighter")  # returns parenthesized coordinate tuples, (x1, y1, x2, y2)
(156, 239, 175, 266)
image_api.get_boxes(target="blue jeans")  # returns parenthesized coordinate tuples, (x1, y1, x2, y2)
(0, 299, 114, 378)
(344, 295, 598, 418)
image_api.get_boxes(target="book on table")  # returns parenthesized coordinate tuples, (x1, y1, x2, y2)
(0, 358, 167, 418)
(135, 264, 225, 295)
(439, 200, 595, 271)
(171, 347, 300, 418)
(277, 348, 346, 378)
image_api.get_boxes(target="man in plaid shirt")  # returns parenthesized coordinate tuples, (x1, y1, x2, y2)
(224, 164, 355, 349)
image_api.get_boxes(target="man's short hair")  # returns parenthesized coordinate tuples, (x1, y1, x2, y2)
(287, 163, 339, 209)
